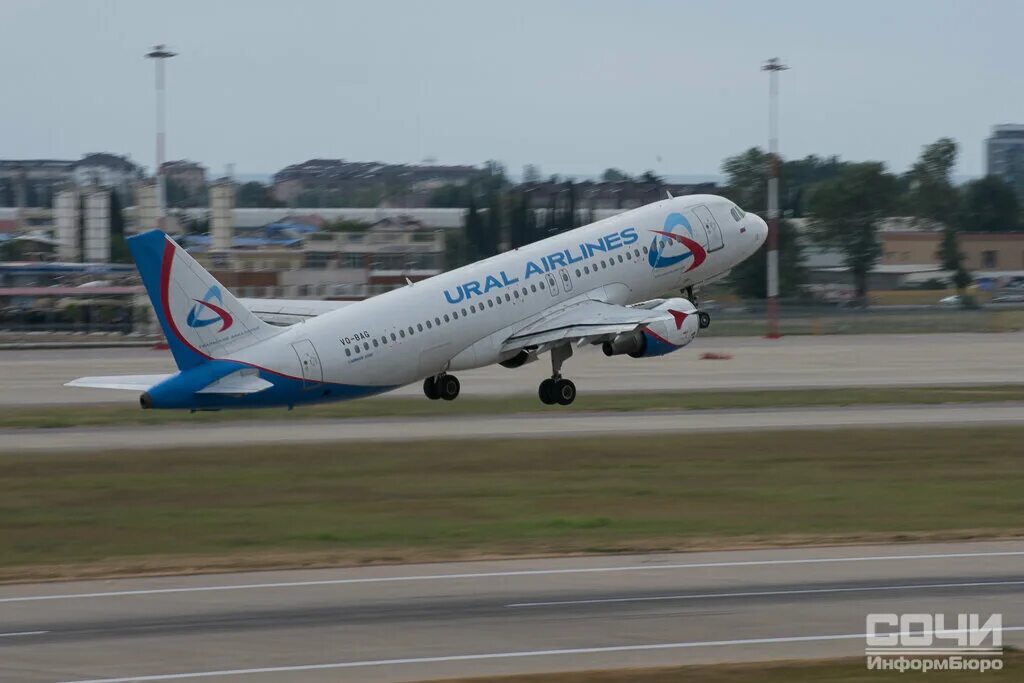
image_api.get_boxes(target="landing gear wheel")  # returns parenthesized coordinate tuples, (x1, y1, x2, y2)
(698, 312, 711, 329)
(539, 378, 557, 405)
(423, 377, 441, 400)
(554, 378, 576, 406)
(438, 374, 461, 401)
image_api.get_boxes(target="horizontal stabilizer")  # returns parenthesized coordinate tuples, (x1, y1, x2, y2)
(195, 368, 273, 395)
(65, 374, 173, 391)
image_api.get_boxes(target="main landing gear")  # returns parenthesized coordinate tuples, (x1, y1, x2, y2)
(685, 286, 712, 330)
(423, 374, 460, 401)
(539, 344, 576, 406)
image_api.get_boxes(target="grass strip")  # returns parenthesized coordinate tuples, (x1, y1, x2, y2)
(3, 427, 1024, 579)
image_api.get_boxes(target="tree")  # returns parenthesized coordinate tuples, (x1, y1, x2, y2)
(507, 190, 538, 249)
(601, 168, 631, 182)
(721, 148, 847, 217)
(521, 164, 542, 184)
(639, 170, 664, 185)
(236, 181, 282, 208)
(937, 226, 971, 298)
(960, 176, 1019, 232)
(907, 138, 960, 226)
(806, 162, 900, 301)
(461, 196, 485, 263)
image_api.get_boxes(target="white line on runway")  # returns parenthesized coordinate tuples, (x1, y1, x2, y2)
(0, 630, 47, 638)
(507, 579, 1024, 607)
(57, 627, 1024, 683)
(4, 549, 1024, 604)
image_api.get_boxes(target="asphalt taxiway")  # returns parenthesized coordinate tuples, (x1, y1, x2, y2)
(4, 332, 1024, 406)
(1, 403, 1023, 453)
(1, 541, 1021, 682)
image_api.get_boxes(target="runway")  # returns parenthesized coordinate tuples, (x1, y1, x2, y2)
(3, 403, 1023, 453)
(1, 541, 1021, 682)
(4, 332, 1024, 406)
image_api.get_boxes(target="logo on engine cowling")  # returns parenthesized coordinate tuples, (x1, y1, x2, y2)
(648, 212, 707, 272)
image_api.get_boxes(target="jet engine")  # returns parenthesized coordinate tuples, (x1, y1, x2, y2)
(602, 297, 699, 358)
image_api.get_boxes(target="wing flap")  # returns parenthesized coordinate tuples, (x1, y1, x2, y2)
(65, 374, 174, 391)
(502, 299, 671, 351)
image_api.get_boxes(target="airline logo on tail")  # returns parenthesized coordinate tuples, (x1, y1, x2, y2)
(648, 212, 706, 272)
(187, 286, 234, 332)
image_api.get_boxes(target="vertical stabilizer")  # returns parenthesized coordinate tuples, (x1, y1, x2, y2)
(128, 230, 280, 370)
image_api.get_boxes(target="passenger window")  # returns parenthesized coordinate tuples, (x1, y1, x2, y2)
(426, 320, 432, 329)
(435, 317, 441, 325)
(626, 251, 632, 259)
(453, 311, 459, 319)
(488, 299, 494, 307)
(505, 293, 511, 302)
(399, 329, 406, 338)
(521, 287, 528, 296)
(444, 314, 450, 322)
(531, 284, 537, 293)
(391, 333, 397, 341)
(417, 323, 423, 332)
(539, 281, 545, 290)
(381, 336, 387, 344)
(461, 307, 467, 316)
(364, 342, 370, 350)
(642, 246, 648, 254)
(576, 268, 582, 277)
(513, 290, 519, 299)
(345, 348, 351, 357)
(373, 339, 379, 348)
(618, 254, 624, 263)
(634, 248, 640, 257)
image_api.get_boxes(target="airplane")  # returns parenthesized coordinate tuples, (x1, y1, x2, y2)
(68, 194, 767, 409)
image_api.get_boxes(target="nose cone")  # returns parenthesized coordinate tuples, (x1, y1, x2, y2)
(752, 214, 768, 245)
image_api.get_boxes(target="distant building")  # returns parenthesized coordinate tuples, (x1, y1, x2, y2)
(188, 213, 445, 300)
(0, 153, 140, 207)
(160, 160, 208, 197)
(520, 180, 719, 212)
(72, 153, 142, 196)
(271, 158, 479, 206)
(986, 124, 1024, 201)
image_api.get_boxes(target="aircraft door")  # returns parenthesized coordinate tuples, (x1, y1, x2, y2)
(546, 272, 560, 296)
(693, 204, 724, 252)
(291, 340, 323, 388)
(558, 268, 573, 293)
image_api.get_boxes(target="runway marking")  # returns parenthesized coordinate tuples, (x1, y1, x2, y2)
(0, 630, 47, 638)
(4, 549, 1024, 604)
(507, 579, 1024, 607)
(57, 626, 1024, 682)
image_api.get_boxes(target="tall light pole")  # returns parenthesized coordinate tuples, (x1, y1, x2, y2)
(146, 45, 177, 230)
(762, 57, 787, 339)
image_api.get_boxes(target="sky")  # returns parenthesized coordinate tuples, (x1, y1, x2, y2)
(1, 0, 1021, 181)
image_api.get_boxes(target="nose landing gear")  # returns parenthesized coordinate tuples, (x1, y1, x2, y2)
(685, 286, 712, 329)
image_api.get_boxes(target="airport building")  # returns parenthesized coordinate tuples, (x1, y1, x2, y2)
(986, 124, 1024, 201)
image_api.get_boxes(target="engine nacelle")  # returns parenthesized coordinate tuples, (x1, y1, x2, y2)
(602, 297, 699, 358)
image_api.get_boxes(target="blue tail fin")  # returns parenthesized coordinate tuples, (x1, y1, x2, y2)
(129, 230, 280, 370)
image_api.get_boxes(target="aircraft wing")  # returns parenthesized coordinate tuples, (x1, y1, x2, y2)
(65, 374, 174, 391)
(501, 299, 672, 351)
(238, 298, 355, 325)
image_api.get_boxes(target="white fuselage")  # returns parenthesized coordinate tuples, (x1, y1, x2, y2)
(232, 194, 766, 390)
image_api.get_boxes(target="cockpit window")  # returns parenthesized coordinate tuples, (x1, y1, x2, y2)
(730, 205, 745, 221)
